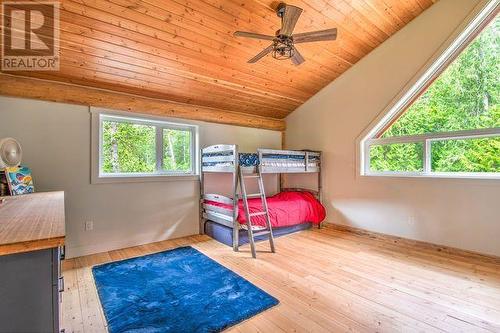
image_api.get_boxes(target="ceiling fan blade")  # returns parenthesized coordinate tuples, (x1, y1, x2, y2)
(248, 44, 274, 63)
(234, 31, 275, 41)
(280, 5, 303, 36)
(291, 47, 305, 66)
(293, 28, 338, 43)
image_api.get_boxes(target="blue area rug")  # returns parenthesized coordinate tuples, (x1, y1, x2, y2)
(92, 246, 279, 333)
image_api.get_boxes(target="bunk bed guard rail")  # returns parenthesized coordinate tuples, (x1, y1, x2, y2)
(200, 145, 321, 174)
(201, 144, 238, 173)
(257, 149, 321, 174)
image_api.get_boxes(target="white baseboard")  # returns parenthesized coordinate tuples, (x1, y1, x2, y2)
(66, 230, 196, 259)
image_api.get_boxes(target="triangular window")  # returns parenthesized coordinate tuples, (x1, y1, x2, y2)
(361, 4, 499, 178)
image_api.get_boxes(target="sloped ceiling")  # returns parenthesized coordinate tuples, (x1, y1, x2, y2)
(2, 0, 437, 121)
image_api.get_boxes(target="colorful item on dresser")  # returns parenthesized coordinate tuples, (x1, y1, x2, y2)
(4, 166, 34, 195)
(93, 246, 279, 333)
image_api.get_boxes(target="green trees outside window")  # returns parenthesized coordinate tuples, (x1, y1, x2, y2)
(163, 129, 192, 172)
(101, 117, 194, 175)
(370, 143, 424, 172)
(102, 121, 156, 173)
(432, 137, 500, 172)
(370, 15, 499, 174)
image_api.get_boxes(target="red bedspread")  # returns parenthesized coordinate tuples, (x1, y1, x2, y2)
(206, 191, 325, 228)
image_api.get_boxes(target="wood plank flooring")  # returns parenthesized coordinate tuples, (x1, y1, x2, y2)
(62, 224, 500, 332)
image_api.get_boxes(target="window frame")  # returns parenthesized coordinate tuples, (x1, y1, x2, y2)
(91, 109, 198, 184)
(365, 128, 500, 179)
(359, 0, 500, 180)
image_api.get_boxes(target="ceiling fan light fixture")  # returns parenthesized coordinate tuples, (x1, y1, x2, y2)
(233, 3, 337, 65)
(272, 39, 294, 60)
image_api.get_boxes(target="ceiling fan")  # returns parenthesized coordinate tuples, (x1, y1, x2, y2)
(234, 3, 337, 65)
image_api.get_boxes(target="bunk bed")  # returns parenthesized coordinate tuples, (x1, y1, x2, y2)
(200, 144, 325, 253)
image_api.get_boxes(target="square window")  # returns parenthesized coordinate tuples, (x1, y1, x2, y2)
(95, 113, 197, 181)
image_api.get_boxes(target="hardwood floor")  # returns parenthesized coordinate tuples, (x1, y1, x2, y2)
(62, 224, 500, 332)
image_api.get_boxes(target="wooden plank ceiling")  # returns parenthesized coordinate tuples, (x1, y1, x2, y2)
(1, 0, 436, 122)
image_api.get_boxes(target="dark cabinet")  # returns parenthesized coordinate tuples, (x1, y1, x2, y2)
(0, 246, 64, 333)
(0, 192, 65, 333)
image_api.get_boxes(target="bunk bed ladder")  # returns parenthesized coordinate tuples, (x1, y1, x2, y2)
(239, 168, 276, 259)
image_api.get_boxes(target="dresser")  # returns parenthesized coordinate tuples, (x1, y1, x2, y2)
(0, 191, 65, 333)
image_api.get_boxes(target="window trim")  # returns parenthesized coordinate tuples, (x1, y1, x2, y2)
(91, 108, 199, 184)
(359, 0, 500, 180)
(365, 127, 500, 179)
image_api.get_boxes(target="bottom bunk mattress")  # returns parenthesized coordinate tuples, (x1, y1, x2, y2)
(205, 191, 326, 229)
(205, 220, 313, 247)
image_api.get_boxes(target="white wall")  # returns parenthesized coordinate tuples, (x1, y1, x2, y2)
(0, 96, 281, 258)
(286, 0, 500, 256)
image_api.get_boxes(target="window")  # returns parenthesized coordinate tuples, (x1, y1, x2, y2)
(361, 3, 499, 179)
(96, 113, 197, 180)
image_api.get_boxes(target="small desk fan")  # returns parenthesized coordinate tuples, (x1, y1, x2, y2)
(0, 138, 22, 168)
(0, 138, 34, 196)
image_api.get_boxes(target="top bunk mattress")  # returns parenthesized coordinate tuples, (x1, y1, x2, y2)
(202, 152, 320, 168)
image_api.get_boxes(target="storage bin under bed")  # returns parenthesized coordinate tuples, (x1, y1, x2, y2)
(205, 220, 313, 247)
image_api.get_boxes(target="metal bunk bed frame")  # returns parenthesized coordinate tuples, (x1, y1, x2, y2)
(199, 144, 322, 253)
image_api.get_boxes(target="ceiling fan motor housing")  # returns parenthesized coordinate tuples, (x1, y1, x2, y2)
(276, 3, 287, 18)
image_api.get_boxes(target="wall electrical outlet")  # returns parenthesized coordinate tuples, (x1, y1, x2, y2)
(85, 221, 94, 231)
(408, 216, 416, 225)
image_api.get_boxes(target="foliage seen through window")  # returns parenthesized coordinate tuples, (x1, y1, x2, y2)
(369, 15, 499, 174)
